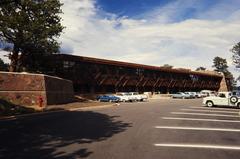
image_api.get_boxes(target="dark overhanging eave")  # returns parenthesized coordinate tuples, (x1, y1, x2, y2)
(54, 54, 223, 78)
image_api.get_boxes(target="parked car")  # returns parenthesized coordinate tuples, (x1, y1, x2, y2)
(128, 92, 139, 101)
(97, 95, 120, 102)
(115, 92, 133, 102)
(139, 93, 148, 101)
(190, 92, 199, 98)
(203, 92, 240, 108)
(128, 92, 148, 101)
(196, 92, 202, 98)
(200, 90, 216, 97)
(185, 92, 195, 98)
(172, 92, 191, 99)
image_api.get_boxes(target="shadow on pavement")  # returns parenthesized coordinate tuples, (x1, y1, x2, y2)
(0, 111, 132, 159)
(0, 99, 37, 116)
(204, 105, 240, 109)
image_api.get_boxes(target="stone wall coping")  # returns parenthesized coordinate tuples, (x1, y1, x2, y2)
(0, 71, 72, 83)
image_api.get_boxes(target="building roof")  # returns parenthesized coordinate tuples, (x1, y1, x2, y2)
(56, 54, 223, 78)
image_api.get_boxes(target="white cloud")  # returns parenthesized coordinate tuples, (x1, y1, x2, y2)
(0, 50, 10, 63)
(1, 0, 239, 82)
(196, 0, 240, 20)
(60, 0, 240, 77)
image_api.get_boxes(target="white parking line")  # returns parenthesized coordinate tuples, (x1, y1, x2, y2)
(154, 144, 240, 150)
(162, 117, 240, 123)
(155, 126, 240, 132)
(171, 112, 240, 118)
(181, 109, 238, 114)
(190, 106, 239, 111)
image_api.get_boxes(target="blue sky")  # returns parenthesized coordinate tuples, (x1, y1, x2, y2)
(97, 0, 176, 18)
(1, 0, 240, 81)
(96, 0, 239, 22)
(96, 0, 218, 20)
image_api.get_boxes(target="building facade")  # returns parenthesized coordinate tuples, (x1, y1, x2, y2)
(46, 54, 228, 93)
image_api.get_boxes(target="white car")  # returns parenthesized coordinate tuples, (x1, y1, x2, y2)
(139, 93, 148, 101)
(115, 92, 133, 102)
(129, 92, 148, 101)
(200, 90, 216, 97)
(195, 92, 202, 98)
(203, 92, 240, 108)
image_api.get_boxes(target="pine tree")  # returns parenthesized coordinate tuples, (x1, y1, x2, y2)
(231, 42, 240, 69)
(0, 0, 64, 72)
(212, 56, 235, 90)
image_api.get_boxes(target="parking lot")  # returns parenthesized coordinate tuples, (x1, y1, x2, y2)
(1, 98, 240, 159)
(151, 99, 240, 158)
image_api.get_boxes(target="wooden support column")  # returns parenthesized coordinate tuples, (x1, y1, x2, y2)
(171, 80, 177, 88)
(154, 78, 161, 87)
(142, 78, 149, 87)
(115, 75, 126, 87)
(94, 72, 102, 80)
(167, 79, 174, 88)
(99, 75, 109, 85)
(158, 79, 164, 87)
(136, 76, 145, 87)
(122, 78, 130, 87)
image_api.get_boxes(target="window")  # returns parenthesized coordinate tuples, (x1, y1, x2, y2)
(63, 61, 75, 68)
(190, 74, 199, 82)
(218, 93, 226, 98)
(136, 68, 144, 75)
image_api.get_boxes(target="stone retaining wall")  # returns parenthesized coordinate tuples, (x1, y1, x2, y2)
(0, 72, 74, 109)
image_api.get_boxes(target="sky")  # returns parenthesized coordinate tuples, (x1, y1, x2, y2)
(0, 0, 240, 81)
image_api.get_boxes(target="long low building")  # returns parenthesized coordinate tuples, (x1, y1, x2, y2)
(45, 54, 230, 93)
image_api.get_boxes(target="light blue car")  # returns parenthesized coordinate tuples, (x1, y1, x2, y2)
(172, 92, 191, 99)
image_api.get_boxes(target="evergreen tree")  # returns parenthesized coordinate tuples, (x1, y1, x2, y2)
(195, 67, 206, 71)
(0, 0, 64, 72)
(212, 56, 235, 90)
(231, 42, 240, 69)
(231, 42, 240, 82)
(212, 56, 229, 73)
(161, 64, 173, 69)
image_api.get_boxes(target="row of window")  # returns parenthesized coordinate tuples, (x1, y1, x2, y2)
(61, 61, 220, 82)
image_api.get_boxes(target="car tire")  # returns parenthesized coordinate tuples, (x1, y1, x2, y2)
(206, 101, 214, 107)
(230, 96, 238, 104)
(237, 103, 240, 109)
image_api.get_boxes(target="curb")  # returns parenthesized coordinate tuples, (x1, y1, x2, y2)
(149, 97, 172, 100)
(0, 103, 118, 122)
(69, 103, 119, 111)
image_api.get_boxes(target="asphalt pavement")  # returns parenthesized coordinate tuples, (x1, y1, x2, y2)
(1, 99, 240, 159)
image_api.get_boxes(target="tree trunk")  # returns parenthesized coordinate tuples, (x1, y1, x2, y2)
(9, 46, 19, 72)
